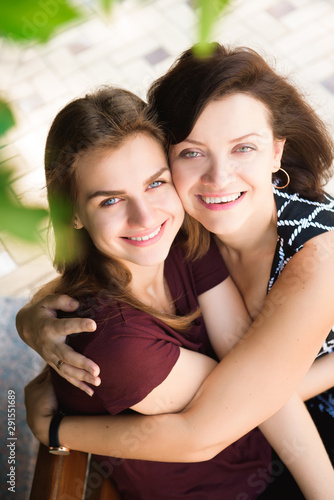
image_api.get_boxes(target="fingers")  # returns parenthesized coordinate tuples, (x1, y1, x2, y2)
(43, 317, 96, 339)
(61, 317, 97, 337)
(60, 373, 97, 397)
(56, 362, 101, 397)
(52, 344, 101, 396)
(53, 344, 100, 378)
(40, 293, 80, 312)
(56, 360, 101, 387)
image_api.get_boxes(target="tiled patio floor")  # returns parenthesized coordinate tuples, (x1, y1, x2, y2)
(1, 0, 334, 297)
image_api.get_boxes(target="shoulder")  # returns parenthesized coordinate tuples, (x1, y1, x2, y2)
(167, 235, 229, 297)
(69, 298, 182, 351)
(274, 188, 334, 250)
(67, 300, 181, 413)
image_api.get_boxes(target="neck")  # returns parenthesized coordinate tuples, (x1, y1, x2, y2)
(215, 197, 278, 262)
(126, 261, 174, 314)
(128, 262, 165, 299)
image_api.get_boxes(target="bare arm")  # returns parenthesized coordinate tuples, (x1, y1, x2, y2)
(199, 277, 334, 499)
(26, 232, 334, 462)
(298, 352, 334, 401)
(260, 394, 334, 499)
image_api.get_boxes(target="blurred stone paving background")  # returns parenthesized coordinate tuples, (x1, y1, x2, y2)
(1, 0, 334, 497)
(1, 0, 334, 297)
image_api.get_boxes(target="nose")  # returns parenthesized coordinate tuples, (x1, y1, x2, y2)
(201, 156, 237, 187)
(127, 198, 156, 228)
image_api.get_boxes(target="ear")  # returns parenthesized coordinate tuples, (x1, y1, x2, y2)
(73, 214, 84, 230)
(272, 138, 286, 173)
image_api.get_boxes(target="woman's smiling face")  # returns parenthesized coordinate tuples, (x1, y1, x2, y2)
(74, 133, 184, 271)
(169, 93, 285, 237)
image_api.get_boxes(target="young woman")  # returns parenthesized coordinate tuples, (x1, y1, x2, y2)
(22, 46, 334, 497)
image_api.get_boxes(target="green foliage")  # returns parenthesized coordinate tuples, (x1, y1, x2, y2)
(195, 0, 232, 56)
(100, 0, 118, 14)
(0, 0, 232, 245)
(0, 0, 82, 43)
(0, 167, 48, 242)
(0, 100, 15, 136)
(0, 92, 48, 243)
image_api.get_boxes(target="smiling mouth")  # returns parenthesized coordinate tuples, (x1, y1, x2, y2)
(200, 192, 243, 204)
(124, 223, 164, 242)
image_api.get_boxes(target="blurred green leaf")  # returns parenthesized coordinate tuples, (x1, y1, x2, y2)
(0, 0, 82, 43)
(99, 0, 118, 14)
(195, 0, 231, 56)
(0, 167, 48, 242)
(0, 100, 15, 137)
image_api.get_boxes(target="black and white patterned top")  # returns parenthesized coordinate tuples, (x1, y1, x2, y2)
(269, 187, 334, 357)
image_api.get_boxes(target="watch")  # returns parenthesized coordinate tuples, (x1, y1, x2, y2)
(48, 411, 70, 455)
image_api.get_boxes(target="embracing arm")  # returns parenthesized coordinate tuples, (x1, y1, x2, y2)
(27, 232, 334, 462)
(259, 393, 334, 499)
(298, 352, 334, 401)
(16, 290, 100, 395)
(199, 276, 334, 498)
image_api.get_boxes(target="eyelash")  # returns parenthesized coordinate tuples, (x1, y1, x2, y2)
(178, 145, 256, 158)
(101, 180, 165, 207)
(234, 145, 255, 153)
(180, 151, 203, 159)
(102, 197, 121, 207)
(148, 180, 164, 189)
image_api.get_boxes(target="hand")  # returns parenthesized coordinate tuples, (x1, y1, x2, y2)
(24, 368, 57, 446)
(17, 294, 101, 396)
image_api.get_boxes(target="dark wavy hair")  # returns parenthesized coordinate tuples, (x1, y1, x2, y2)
(147, 42, 334, 257)
(45, 86, 197, 330)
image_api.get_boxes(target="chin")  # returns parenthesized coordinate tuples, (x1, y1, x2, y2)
(202, 218, 242, 236)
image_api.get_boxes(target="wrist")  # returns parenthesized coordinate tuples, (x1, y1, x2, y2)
(49, 411, 70, 455)
(58, 415, 70, 449)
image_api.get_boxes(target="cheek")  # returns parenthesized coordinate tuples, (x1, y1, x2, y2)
(160, 187, 185, 217)
(89, 212, 118, 242)
(173, 194, 186, 220)
(171, 166, 193, 200)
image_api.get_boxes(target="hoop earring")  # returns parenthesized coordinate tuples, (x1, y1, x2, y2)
(273, 167, 290, 189)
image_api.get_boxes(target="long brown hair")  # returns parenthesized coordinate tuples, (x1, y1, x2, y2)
(45, 86, 198, 330)
(148, 43, 334, 258)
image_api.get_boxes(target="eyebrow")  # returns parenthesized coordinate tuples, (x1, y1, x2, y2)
(179, 138, 205, 147)
(87, 166, 170, 201)
(178, 133, 263, 147)
(228, 133, 263, 143)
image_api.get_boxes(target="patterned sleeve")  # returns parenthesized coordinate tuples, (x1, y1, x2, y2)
(275, 189, 334, 252)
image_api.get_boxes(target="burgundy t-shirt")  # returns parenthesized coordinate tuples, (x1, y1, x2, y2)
(51, 239, 271, 499)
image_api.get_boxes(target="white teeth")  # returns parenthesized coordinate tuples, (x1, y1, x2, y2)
(129, 225, 162, 241)
(202, 193, 242, 204)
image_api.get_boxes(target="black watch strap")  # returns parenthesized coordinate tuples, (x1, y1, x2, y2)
(49, 411, 70, 454)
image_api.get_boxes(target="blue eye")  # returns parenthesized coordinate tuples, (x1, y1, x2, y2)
(148, 181, 162, 189)
(103, 197, 120, 206)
